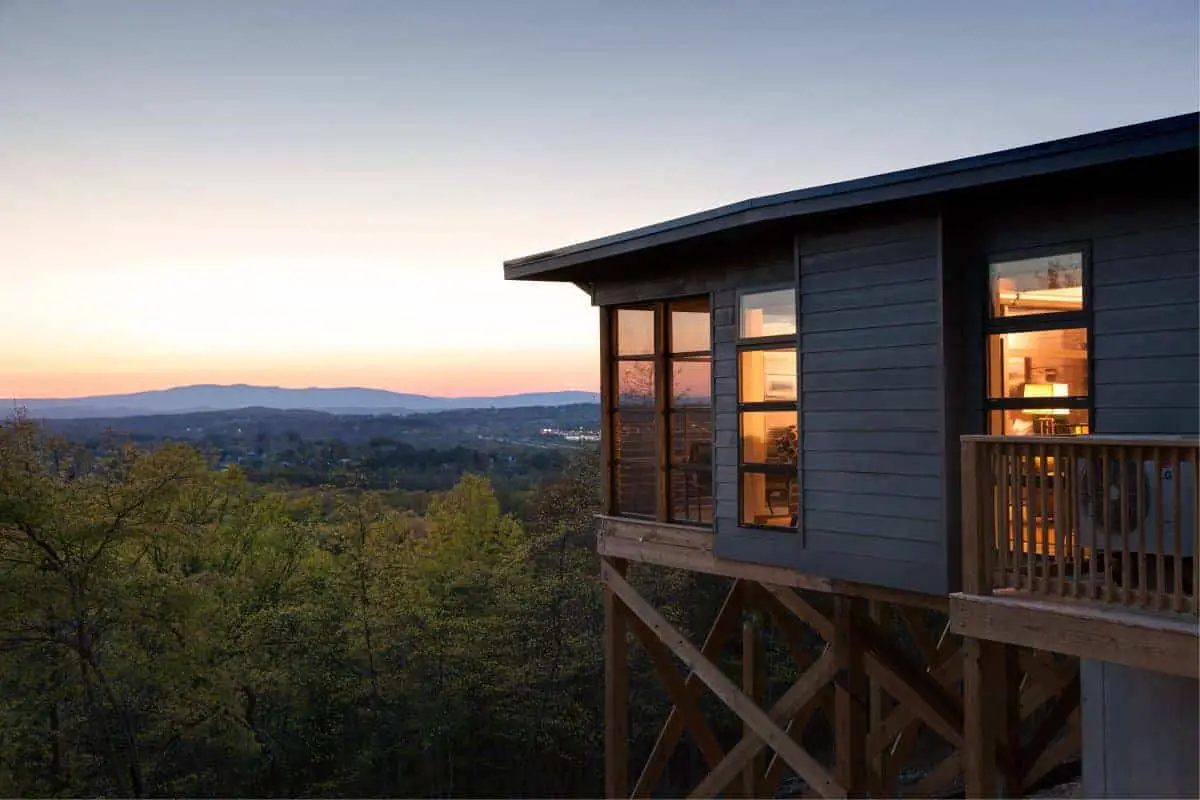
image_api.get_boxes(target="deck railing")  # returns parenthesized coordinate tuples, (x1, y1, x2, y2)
(961, 435, 1198, 616)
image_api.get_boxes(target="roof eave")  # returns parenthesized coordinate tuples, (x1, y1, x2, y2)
(503, 112, 1199, 281)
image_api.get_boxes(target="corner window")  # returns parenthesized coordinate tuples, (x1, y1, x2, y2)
(737, 289, 798, 529)
(608, 298, 712, 523)
(987, 252, 1090, 435)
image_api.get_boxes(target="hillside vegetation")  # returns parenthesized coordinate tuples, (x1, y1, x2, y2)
(0, 412, 762, 798)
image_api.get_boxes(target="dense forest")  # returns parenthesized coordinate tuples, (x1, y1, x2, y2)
(41, 405, 601, 518)
(0, 410, 799, 798)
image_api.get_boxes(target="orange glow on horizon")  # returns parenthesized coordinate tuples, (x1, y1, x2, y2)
(5, 348, 598, 400)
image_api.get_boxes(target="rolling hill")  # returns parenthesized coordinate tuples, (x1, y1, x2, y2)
(12, 384, 600, 419)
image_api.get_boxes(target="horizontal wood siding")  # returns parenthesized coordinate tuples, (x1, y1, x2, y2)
(972, 156, 1199, 435)
(796, 211, 947, 593)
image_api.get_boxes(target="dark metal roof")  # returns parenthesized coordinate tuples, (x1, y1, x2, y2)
(504, 112, 1198, 280)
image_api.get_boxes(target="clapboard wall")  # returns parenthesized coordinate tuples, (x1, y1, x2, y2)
(591, 210, 954, 596)
(774, 209, 947, 594)
(965, 152, 1199, 437)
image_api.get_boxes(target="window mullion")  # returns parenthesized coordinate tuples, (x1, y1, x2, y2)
(600, 307, 614, 515)
(655, 302, 670, 522)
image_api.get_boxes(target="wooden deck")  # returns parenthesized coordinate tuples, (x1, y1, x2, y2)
(955, 434, 1198, 796)
(956, 435, 1198, 677)
(950, 590, 1198, 678)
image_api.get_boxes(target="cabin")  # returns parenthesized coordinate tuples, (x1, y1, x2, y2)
(503, 113, 1199, 798)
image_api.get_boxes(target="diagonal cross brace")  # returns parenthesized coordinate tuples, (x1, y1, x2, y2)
(602, 562, 847, 799)
(689, 649, 837, 798)
(631, 579, 744, 798)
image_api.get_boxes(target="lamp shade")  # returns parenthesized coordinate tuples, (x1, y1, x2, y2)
(1023, 382, 1070, 415)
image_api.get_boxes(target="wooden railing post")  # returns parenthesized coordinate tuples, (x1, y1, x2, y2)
(962, 439, 993, 596)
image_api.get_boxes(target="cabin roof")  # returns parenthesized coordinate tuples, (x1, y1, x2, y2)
(504, 112, 1199, 281)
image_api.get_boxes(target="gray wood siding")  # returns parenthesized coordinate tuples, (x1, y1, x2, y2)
(971, 163, 1199, 436)
(793, 212, 947, 594)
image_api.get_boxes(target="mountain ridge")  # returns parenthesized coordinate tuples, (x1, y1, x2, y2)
(11, 383, 601, 419)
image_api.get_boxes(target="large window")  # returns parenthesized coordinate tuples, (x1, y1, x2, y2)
(737, 288, 798, 529)
(987, 251, 1090, 435)
(608, 298, 712, 523)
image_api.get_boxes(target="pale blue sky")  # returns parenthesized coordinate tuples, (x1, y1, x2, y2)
(1, 0, 1196, 396)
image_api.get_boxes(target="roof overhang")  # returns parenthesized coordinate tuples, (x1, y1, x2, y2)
(504, 112, 1199, 282)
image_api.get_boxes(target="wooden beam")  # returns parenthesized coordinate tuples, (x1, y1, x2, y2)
(601, 562, 846, 798)
(689, 649, 839, 798)
(1018, 672, 1080, 785)
(869, 644, 961, 753)
(741, 612, 765, 798)
(949, 592, 1199, 679)
(596, 516, 950, 611)
(625, 611, 728, 774)
(1022, 709, 1080, 792)
(598, 516, 715, 550)
(895, 606, 943, 668)
(598, 531, 834, 594)
(1018, 654, 1077, 719)
(904, 752, 961, 798)
(761, 584, 836, 642)
(856, 611, 965, 750)
(765, 584, 967, 781)
(881, 621, 961, 792)
(834, 596, 869, 798)
(867, 602, 890, 790)
(604, 557, 629, 799)
(632, 580, 744, 798)
(760, 685, 833, 796)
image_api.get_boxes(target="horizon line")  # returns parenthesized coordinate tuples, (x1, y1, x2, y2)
(11, 382, 602, 402)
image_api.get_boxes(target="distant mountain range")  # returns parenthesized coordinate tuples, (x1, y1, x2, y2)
(12, 384, 601, 419)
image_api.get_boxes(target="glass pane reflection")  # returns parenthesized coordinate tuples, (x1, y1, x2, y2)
(672, 358, 711, 407)
(616, 308, 655, 355)
(740, 289, 796, 338)
(670, 297, 711, 353)
(616, 361, 655, 406)
(990, 253, 1083, 319)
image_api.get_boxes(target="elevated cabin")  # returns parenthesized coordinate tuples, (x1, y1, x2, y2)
(504, 113, 1198, 798)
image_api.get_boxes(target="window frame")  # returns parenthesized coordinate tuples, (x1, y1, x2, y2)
(609, 303, 658, 519)
(982, 242, 1094, 433)
(602, 296, 713, 524)
(735, 284, 800, 532)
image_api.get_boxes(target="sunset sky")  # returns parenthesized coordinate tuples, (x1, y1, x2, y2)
(2, 0, 1196, 398)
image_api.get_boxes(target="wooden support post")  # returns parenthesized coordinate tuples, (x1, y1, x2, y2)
(867, 602, 890, 790)
(604, 557, 629, 799)
(834, 595, 868, 798)
(964, 637, 1019, 797)
(741, 610, 764, 798)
